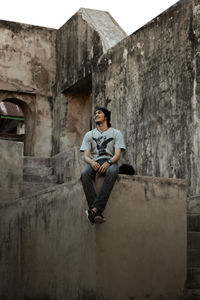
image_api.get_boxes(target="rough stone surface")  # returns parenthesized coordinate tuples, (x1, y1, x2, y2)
(188, 232, 200, 293)
(59, 92, 92, 152)
(96, 175, 187, 300)
(0, 175, 187, 299)
(34, 94, 53, 156)
(56, 8, 127, 92)
(0, 140, 23, 201)
(22, 156, 57, 196)
(187, 232, 200, 292)
(0, 181, 96, 300)
(1, 1, 200, 191)
(51, 147, 84, 183)
(187, 268, 200, 289)
(0, 21, 56, 156)
(0, 2, 193, 298)
(92, 0, 200, 197)
(188, 196, 200, 214)
(187, 195, 200, 232)
(188, 232, 200, 250)
(0, 20, 56, 94)
(78, 8, 127, 53)
(52, 9, 126, 155)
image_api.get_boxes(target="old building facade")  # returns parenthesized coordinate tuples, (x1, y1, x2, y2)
(0, 0, 199, 299)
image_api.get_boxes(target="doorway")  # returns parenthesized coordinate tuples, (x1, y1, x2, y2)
(0, 98, 33, 155)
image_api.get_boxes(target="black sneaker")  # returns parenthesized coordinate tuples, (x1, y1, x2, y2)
(94, 212, 106, 224)
(85, 209, 96, 224)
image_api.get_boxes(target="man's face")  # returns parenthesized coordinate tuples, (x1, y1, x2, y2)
(94, 110, 107, 124)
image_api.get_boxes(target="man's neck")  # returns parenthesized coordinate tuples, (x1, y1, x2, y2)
(96, 122, 109, 132)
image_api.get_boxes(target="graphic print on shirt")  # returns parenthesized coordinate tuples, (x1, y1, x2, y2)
(92, 136, 114, 156)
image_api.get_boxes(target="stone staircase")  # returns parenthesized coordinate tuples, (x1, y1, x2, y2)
(186, 196, 200, 299)
(22, 156, 58, 197)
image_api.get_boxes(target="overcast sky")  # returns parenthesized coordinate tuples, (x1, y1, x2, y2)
(1, 0, 179, 35)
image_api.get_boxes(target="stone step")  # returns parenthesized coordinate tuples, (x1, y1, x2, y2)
(23, 174, 57, 184)
(185, 288, 200, 300)
(23, 156, 51, 168)
(187, 268, 200, 290)
(22, 182, 56, 197)
(188, 215, 200, 232)
(188, 196, 200, 214)
(23, 167, 54, 176)
(188, 250, 200, 268)
(188, 232, 200, 250)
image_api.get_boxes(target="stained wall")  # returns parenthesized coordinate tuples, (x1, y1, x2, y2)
(96, 175, 187, 300)
(0, 176, 186, 299)
(0, 20, 56, 156)
(0, 181, 96, 300)
(0, 140, 23, 201)
(52, 8, 127, 155)
(93, 0, 200, 196)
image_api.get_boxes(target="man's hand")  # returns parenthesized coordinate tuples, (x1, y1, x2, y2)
(84, 151, 100, 171)
(97, 162, 110, 174)
(90, 160, 100, 171)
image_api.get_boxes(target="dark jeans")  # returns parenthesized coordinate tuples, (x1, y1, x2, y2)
(81, 159, 119, 212)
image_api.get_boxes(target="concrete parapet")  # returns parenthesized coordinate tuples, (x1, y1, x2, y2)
(96, 175, 187, 300)
(0, 140, 23, 201)
(51, 147, 84, 183)
(0, 180, 96, 300)
(0, 175, 186, 299)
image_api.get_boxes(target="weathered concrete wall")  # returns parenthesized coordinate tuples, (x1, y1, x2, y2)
(34, 94, 53, 156)
(0, 181, 96, 300)
(0, 20, 56, 156)
(0, 175, 186, 299)
(56, 8, 127, 92)
(51, 88, 93, 155)
(0, 20, 56, 94)
(51, 147, 84, 183)
(92, 0, 200, 196)
(52, 8, 127, 155)
(0, 140, 23, 201)
(96, 175, 187, 300)
(60, 91, 92, 152)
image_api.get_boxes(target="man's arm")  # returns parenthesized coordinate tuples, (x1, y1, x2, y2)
(98, 148, 121, 174)
(110, 148, 121, 164)
(83, 150, 100, 171)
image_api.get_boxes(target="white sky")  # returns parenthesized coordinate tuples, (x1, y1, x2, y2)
(1, 0, 179, 35)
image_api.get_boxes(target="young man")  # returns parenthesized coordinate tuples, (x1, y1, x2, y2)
(80, 107, 126, 224)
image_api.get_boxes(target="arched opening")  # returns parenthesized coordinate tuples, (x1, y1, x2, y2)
(0, 98, 33, 155)
(0, 101, 25, 140)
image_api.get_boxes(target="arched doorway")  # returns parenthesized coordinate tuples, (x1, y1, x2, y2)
(0, 98, 33, 155)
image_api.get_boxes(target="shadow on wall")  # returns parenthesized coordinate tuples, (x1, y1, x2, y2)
(60, 75, 93, 151)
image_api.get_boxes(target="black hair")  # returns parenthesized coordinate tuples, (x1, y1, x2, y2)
(94, 107, 111, 127)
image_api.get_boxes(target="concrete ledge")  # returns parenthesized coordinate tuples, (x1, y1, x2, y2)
(118, 174, 186, 186)
(97, 175, 187, 300)
(0, 180, 96, 300)
(0, 175, 187, 299)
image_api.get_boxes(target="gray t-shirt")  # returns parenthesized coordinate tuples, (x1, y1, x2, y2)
(80, 127, 126, 161)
